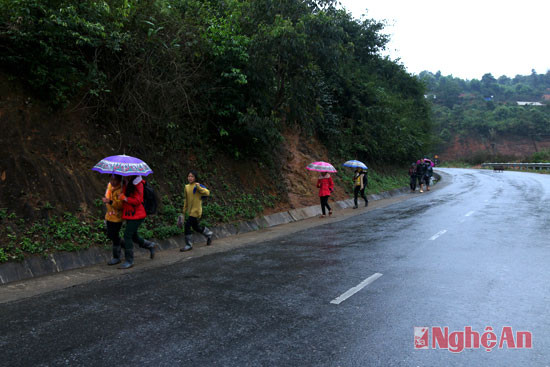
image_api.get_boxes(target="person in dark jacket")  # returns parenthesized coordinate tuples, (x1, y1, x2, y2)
(423, 162, 433, 191)
(408, 163, 417, 192)
(317, 172, 334, 217)
(119, 175, 157, 269)
(353, 168, 368, 208)
(416, 159, 427, 193)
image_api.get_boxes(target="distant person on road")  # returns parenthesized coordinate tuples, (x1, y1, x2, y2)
(408, 163, 417, 192)
(179, 170, 213, 252)
(423, 160, 433, 191)
(317, 171, 334, 217)
(353, 168, 368, 208)
(102, 174, 124, 265)
(119, 175, 157, 269)
(416, 159, 427, 192)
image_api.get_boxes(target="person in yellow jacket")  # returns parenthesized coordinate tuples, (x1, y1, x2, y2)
(101, 174, 125, 265)
(179, 170, 213, 252)
(352, 168, 368, 209)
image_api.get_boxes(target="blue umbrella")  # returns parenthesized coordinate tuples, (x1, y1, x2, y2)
(342, 160, 368, 169)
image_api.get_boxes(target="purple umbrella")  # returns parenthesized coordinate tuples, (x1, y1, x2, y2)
(91, 154, 153, 176)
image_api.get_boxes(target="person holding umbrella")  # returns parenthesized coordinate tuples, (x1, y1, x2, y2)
(179, 170, 213, 252)
(317, 171, 334, 217)
(119, 175, 157, 269)
(342, 160, 368, 208)
(102, 174, 124, 265)
(92, 155, 157, 269)
(307, 162, 337, 218)
(416, 159, 427, 193)
(353, 167, 368, 208)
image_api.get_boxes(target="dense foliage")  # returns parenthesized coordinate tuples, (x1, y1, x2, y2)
(1, 0, 434, 262)
(1, 0, 432, 163)
(420, 70, 550, 146)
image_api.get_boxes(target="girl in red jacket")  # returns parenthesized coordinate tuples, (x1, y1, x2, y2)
(118, 175, 157, 269)
(317, 172, 334, 218)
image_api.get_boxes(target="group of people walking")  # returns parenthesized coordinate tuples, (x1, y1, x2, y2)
(101, 170, 212, 269)
(316, 167, 368, 218)
(102, 160, 433, 268)
(102, 174, 158, 269)
(408, 158, 434, 193)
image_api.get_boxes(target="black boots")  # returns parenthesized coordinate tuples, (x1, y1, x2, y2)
(143, 240, 157, 259)
(118, 247, 134, 269)
(180, 228, 213, 251)
(108, 241, 122, 265)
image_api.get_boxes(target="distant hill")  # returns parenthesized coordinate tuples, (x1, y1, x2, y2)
(418, 70, 550, 161)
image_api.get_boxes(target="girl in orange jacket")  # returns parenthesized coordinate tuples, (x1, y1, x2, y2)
(102, 175, 124, 265)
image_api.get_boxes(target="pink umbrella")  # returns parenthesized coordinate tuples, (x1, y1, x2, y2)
(307, 161, 337, 173)
(417, 159, 434, 167)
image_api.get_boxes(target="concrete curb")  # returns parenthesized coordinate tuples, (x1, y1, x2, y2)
(0, 179, 436, 285)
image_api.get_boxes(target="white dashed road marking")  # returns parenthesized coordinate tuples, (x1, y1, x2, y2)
(330, 273, 383, 305)
(429, 230, 447, 241)
(465, 211, 475, 217)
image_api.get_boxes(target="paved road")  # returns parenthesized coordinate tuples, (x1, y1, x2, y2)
(1, 168, 550, 366)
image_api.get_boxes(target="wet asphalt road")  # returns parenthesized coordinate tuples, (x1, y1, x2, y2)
(2, 168, 550, 366)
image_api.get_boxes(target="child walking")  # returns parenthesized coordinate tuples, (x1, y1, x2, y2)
(317, 171, 334, 218)
(119, 175, 157, 269)
(102, 174, 124, 265)
(352, 168, 368, 208)
(408, 163, 417, 192)
(179, 170, 213, 252)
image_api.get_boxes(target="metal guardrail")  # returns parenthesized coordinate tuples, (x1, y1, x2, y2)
(481, 163, 550, 170)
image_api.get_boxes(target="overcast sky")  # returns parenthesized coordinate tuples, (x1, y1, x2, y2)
(337, 0, 550, 80)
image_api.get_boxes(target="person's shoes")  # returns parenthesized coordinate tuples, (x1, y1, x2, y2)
(144, 240, 157, 259)
(353, 205, 358, 209)
(420, 189, 424, 193)
(107, 258, 121, 266)
(118, 261, 133, 269)
(427, 187, 430, 191)
(329, 210, 333, 216)
(365, 201, 369, 207)
(319, 214, 326, 218)
(181, 234, 193, 251)
(180, 244, 193, 252)
(203, 227, 213, 246)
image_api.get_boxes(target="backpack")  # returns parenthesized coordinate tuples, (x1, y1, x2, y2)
(142, 180, 158, 215)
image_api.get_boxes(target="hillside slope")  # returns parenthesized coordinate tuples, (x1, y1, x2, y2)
(439, 133, 550, 162)
(0, 74, 354, 222)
